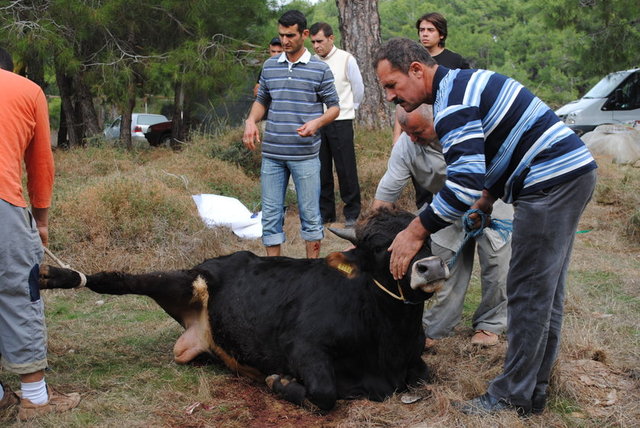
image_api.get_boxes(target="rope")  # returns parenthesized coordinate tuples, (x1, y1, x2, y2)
(446, 209, 513, 270)
(43, 247, 87, 288)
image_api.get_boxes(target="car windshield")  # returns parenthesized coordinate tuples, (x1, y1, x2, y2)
(137, 115, 167, 125)
(583, 71, 632, 98)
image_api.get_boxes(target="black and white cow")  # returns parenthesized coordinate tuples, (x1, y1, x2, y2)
(40, 207, 448, 411)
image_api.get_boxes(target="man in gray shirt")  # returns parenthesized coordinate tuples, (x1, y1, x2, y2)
(373, 105, 512, 347)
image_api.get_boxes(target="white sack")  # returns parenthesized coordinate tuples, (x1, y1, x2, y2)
(192, 194, 262, 239)
(582, 124, 640, 164)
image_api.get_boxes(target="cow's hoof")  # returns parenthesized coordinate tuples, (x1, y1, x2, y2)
(265, 374, 280, 390)
(266, 374, 296, 390)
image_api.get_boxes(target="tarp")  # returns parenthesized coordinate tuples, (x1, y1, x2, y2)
(192, 194, 262, 239)
(582, 124, 640, 164)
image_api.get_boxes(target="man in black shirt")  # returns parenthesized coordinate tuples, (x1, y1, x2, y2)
(416, 12, 469, 69)
(392, 12, 470, 208)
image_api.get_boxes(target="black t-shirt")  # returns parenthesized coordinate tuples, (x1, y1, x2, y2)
(433, 49, 470, 69)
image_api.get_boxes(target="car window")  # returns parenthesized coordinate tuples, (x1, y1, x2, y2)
(137, 115, 167, 125)
(584, 71, 631, 99)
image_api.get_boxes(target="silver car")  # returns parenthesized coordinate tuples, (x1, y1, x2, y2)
(104, 113, 169, 142)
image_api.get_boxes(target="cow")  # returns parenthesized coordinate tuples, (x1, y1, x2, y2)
(39, 207, 449, 411)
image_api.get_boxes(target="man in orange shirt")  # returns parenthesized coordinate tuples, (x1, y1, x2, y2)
(0, 47, 81, 421)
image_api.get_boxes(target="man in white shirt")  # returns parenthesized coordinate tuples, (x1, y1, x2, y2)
(310, 22, 365, 227)
(373, 104, 512, 348)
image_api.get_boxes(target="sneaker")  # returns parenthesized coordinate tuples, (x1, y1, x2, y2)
(471, 330, 499, 346)
(455, 392, 530, 416)
(0, 383, 19, 411)
(17, 386, 81, 421)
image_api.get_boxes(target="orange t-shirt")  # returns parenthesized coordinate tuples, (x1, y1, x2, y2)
(0, 69, 54, 208)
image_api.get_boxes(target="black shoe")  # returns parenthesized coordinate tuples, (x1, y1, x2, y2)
(531, 393, 546, 414)
(455, 392, 531, 416)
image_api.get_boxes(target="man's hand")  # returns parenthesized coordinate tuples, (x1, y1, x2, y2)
(297, 119, 321, 137)
(32, 207, 49, 247)
(243, 120, 260, 151)
(388, 217, 430, 280)
(468, 189, 497, 229)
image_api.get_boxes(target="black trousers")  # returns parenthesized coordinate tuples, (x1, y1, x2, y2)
(319, 120, 361, 222)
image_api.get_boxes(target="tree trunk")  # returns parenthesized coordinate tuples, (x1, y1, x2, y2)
(57, 102, 69, 149)
(55, 64, 82, 148)
(336, 0, 390, 129)
(120, 80, 136, 150)
(74, 73, 102, 138)
(172, 78, 185, 150)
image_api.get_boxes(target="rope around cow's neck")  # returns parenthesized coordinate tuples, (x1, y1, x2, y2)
(43, 246, 87, 287)
(446, 209, 513, 269)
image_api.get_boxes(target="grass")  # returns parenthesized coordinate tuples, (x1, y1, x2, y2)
(1, 127, 639, 427)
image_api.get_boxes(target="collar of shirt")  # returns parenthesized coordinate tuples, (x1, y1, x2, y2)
(321, 45, 338, 60)
(278, 49, 312, 71)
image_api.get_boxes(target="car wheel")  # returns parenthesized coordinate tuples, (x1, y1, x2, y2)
(159, 134, 172, 147)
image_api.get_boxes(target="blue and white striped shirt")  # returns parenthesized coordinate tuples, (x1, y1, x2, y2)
(256, 49, 340, 161)
(420, 66, 597, 234)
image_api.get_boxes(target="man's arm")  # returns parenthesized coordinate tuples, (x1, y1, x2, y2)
(297, 105, 339, 137)
(24, 89, 54, 249)
(298, 65, 340, 137)
(375, 134, 413, 203)
(347, 55, 364, 108)
(32, 207, 49, 246)
(243, 101, 267, 151)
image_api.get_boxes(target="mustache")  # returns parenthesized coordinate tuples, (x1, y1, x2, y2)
(393, 97, 406, 105)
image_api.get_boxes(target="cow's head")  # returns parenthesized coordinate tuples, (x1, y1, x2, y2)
(327, 207, 449, 304)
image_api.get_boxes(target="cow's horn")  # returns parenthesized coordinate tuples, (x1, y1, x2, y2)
(328, 227, 358, 245)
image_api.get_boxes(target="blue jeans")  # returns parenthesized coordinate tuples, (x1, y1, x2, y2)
(261, 157, 324, 246)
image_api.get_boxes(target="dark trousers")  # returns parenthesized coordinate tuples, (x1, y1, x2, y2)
(487, 170, 596, 409)
(319, 120, 361, 222)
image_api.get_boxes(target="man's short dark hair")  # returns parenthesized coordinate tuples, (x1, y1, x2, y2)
(278, 10, 307, 33)
(309, 22, 333, 37)
(0, 46, 14, 72)
(269, 37, 282, 47)
(373, 37, 436, 73)
(415, 12, 448, 48)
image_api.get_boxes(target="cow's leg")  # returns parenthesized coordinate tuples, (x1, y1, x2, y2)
(265, 375, 308, 407)
(405, 356, 430, 386)
(291, 349, 337, 411)
(39, 265, 84, 289)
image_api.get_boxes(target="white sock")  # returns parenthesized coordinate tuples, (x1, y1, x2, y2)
(21, 379, 48, 405)
(0, 383, 5, 401)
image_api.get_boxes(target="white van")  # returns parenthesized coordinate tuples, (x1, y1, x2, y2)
(555, 68, 640, 136)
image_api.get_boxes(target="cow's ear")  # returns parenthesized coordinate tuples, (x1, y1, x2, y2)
(325, 250, 359, 279)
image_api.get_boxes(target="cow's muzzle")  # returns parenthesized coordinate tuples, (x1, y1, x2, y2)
(409, 256, 449, 294)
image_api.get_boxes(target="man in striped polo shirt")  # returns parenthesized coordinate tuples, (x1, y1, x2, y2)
(243, 10, 339, 258)
(374, 38, 597, 416)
